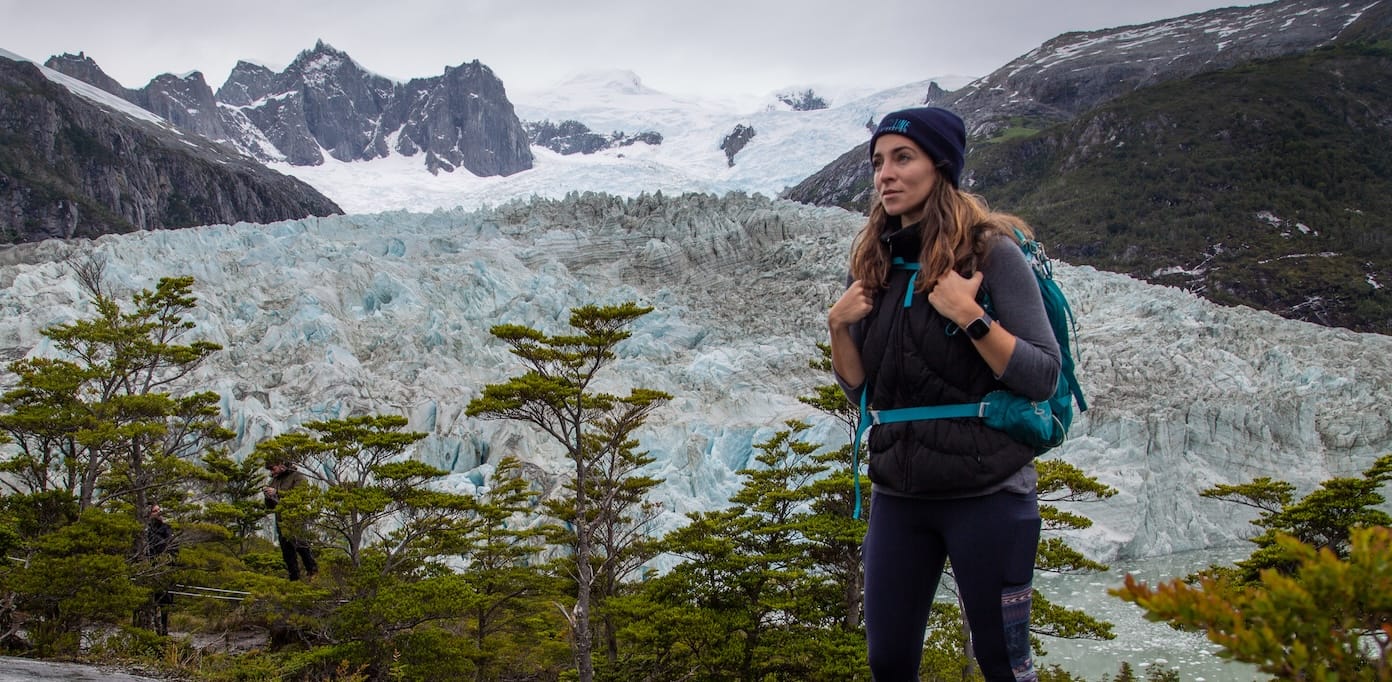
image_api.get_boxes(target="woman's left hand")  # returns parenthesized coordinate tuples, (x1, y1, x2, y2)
(927, 269, 984, 327)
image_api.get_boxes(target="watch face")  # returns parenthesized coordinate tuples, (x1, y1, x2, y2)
(966, 316, 992, 339)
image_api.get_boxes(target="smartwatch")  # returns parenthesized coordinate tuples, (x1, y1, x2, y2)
(964, 313, 994, 340)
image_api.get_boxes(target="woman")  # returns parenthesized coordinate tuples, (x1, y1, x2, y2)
(828, 107, 1061, 681)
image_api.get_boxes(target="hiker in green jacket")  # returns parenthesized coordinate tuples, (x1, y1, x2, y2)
(264, 459, 319, 581)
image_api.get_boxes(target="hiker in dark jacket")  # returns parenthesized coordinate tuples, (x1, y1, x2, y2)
(828, 107, 1061, 682)
(144, 504, 176, 635)
(264, 460, 318, 580)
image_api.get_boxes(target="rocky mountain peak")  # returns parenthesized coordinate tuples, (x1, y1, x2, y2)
(395, 58, 533, 176)
(216, 60, 280, 106)
(44, 52, 133, 99)
(46, 43, 533, 177)
(0, 54, 341, 243)
(143, 70, 228, 140)
(286, 39, 374, 86)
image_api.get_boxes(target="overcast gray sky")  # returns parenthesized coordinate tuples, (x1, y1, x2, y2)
(1, 0, 1266, 97)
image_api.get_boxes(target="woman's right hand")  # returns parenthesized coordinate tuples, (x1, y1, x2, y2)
(829, 280, 874, 330)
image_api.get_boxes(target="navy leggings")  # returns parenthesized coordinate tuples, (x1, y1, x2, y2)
(863, 490, 1041, 681)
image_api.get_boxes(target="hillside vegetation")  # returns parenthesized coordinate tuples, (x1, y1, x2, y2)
(969, 41, 1392, 333)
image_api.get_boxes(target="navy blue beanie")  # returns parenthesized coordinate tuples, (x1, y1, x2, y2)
(869, 107, 967, 188)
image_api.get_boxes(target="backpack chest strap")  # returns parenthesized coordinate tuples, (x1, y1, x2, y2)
(871, 402, 984, 424)
(850, 388, 987, 518)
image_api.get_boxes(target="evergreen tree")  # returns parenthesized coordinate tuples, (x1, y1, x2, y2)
(1199, 453, 1392, 582)
(260, 415, 443, 570)
(1116, 453, 1392, 677)
(466, 302, 670, 682)
(455, 456, 570, 682)
(247, 415, 530, 681)
(194, 448, 273, 552)
(622, 421, 866, 681)
(0, 270, 230, 644)
(798, 343, 867, 631)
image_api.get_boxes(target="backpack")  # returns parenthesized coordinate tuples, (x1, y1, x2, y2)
(849, 230, 1088, 518)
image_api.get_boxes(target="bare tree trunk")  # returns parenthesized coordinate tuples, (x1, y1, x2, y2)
(572, 433, 595, 682)
(573, 513, 595, 682)
(843, 558, 863, 629)
(957, 590, 979, 681)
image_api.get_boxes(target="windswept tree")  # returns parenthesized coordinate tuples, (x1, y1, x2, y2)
(0, 270, 229, 524)
(544, 412, 667, 666)
(0, 267, 231, 645)
(251, 415, 471, 572)
(466, 302, 671, 682)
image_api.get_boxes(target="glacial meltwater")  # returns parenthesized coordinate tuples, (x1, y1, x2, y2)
(1033, 546, 1263, 681)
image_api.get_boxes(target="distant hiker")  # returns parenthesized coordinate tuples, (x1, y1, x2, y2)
(146, 503, 173, 558)
(829, 107, 1061, 681)
(144, 504, 176, 635)
(264, 459, 319, 581)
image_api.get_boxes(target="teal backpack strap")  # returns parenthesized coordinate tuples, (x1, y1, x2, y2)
(852, 388, 870, 519)
(890, 257, 919, 307)
(848, 256, 918, 520)
(873, 403, 983, 423)
(1014, 228, 1089, 413)
(850, 388, 985, 520)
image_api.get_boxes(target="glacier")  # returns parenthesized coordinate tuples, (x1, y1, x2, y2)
(1, 191, 1388, 565)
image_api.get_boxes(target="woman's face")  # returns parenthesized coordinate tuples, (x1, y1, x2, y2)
(872, 133, 938, 224)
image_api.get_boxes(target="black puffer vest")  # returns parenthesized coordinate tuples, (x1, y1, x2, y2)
(859, 222, 1034, 495)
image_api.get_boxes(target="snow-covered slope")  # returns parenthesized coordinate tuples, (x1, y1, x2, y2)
(273, 73, 948, 214)
(0, 48, 172, 127)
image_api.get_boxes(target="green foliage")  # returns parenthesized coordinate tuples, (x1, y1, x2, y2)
(1117, 453, 1392, 676)
(467, 301, 669, 682)
(453, 457, 570, 681)
(4, 509, 145, 655)
(0, 273, 230, 516)
(980, 116, 1051, 145)
(0, 271, 235, 651)
(252, 415, 457, 570)
(1204, 453, 1392, 583)
(194, 449, 272, 550)
(1117, 526, 1392, 679)
(918, 601, 979, 680)
(971, 44, 1392, 332)
(622, 420, 867, 681)
(1089, 661, 1181, 682)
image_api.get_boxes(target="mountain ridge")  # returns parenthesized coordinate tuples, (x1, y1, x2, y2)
(782, 0, 1392, 333)
(45, 40, 534, 177)
(785, 0, 1383, 210)
(0, 55, 341, 243)
(966, 40, 1392, 333)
